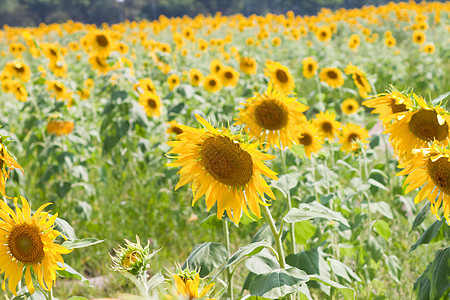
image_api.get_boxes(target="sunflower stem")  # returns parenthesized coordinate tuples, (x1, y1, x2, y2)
(47, 289, 53, 300)
(223, 220, 233, 300)
(361, 148, 372, 235)
(280, 148, 297, 254)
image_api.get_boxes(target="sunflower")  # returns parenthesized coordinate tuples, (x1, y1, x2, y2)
(48, 60, 68, 78)
(13, 82, 28, 102)
(239, 57, 257, 75)
(0, 196, 72, 295)
(316, 26, 332, 42)
(423, 43, 435, 54)
(384, 93, 450, 162)
(173, 272, 214, 299)
(76, 88, 90, 100)
(168, 74, 180, 91)
(166, 120, 184, 135)
(385, 36, 396, 47)
(296, 122, 324, 158)
(3, 61, 31, 82)
(167, 115, 277, 225)
(344, 63, 371, 98)
(89, 30, 114, 56)
(0, 141, 23, 198)
(203, 74, 222, 93)
(412, 31, 426, 44)
(362, 88, 413, 125)
(302, 57, 318, 79)
(319, 67, 344, 89)
(210, 59, 223, 74)
(189, 69, 203, 87)
(339, 123, 369, 153)
(40, 43, 61, 62)
(220, 66, 239, 87)
(134, 78, 156, 95)
(397, 141, 450, 221)
(264, 61, 295, 93)
(235, 84, 308, 148)
(348, 34, 360, 51)
(88, 55, 110, 75)
(46, 118, 75, 136)
(46, 80, 68, 101)
(342, 98, 359, 115)
(312, 111, 342, 139)
(139, 92, 162, 117)
(272, 37, 281, 46)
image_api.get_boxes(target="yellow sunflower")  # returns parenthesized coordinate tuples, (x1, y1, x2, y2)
(385, 36, 396, 47)
(0, 196, 72, 295)
(312, 111, 342, 139)
(189, 69, 203, 87)
(296, 122, 324, 158)
(168, 74, 180, 91)
(88, 55, 110, 75)
(173, 273, 214, 299)
(348, 34, 360, 51)
(139, 92, 162, 117)
(3, 61, 31, 82)
(423, 43, 435, 54)
(319, 67, 344, 89)
(397, 141, 450, 221)
(46, 118, 75, 136)
(0, 142, 23, 198)
(166, 120, 184, 135)
(339, 123, 369, 153)
(384, 93, 450, 162)
(210, 59, 223, 75)
(220, 66, 239, 87)
(167, 115, 277, 225)
(89, 30, 114, 56)
(344, 63, 372, 98)
(412, 31, 426, 44)
(46, 80, 69, 101)
(315, 26, 332, 42)
(134, 78, 156, 95)
(235, 84, 308, 148)
(342, 98, 359, 115)
(239, 57, 257, 75)
(264, 61, 295, 93)
(302, 57, 318, 79)
(362, 88, 413, 125)
(203, 74, 222, 93)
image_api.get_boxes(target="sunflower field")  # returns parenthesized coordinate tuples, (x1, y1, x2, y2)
(0, 1, 449, 299)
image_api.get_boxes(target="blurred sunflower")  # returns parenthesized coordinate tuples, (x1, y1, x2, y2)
(47, 119, 75, 136)
(168, 74, 180, 91)
(210, 59, 223, 75)
(46, 80, 69, 101)
(167, 115, 277, 224)
(166, 120, 184, 135)
(412, 31, 426, 44)
(385, 93, 450, 162)
(220, 66, 239, 87)
(3, 61, 31, 82)
(342, 98, 359, 115)
(173, 269, 214, 299)
(312, 111, 341, 139)
(235, 84, 308, 148)
(264, 61, 295, 93)
(362, 88, 413, 125)
(189, 69, 203, 87)
(348, 34, 360, 51)
(296, 122, 324, 158)
(139, 92, 162, 117)
(240, 57, 257, 75)
(397, 141, 450, 221)
(302, 57, 318, 79)
(319, 67, 344, 89)
(88, 55, 110, 75)
(345, 63, 371, 98)
(385, 36, 396, 47)
(203, 74, 222, 93)
(339, 123, 369, 153)
(0, 196, 72, 295)
(89, 30, 114, 56)
(0, 141, 23, 198)
(12, 82, 28, 102)
(316, 26, 332, 42)
(134, 78, 156, 94)
(423, 43, 435, 53)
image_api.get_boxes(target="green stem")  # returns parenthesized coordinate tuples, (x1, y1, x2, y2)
(47, 289, 53, 300)
(223, 220, 233, 300)
(361, 148, 372, 235)
(280, 149, 297, 254)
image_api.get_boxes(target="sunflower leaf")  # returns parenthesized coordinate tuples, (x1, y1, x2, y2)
(410, 220, 442, 252)
(410, 202, 431, 233)
(308, 275, 354, 300)
(183, 242, 228, 277)
(283, 202, 350, 227)
(62, 238, 105, 249)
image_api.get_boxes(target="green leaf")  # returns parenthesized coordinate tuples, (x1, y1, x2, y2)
(328, 258, 361, 283)
(272, 174, 298, 197)
(365, 236, 387, 262)
(295, 221, 317, 246)
(373, 220, 391, 240)
(249, 267, 309, 299)
(362, 201, 393, 219)
(290, 144, 306, 160)
(56, 262, 90, 285)
(410, 202, 431, 233)
(283, 202, 350, 228)
(286, 247, 331, 278)
(183, 242, 228, 277)
(245, 249, 280, 275)
(63, 238, 104, 249)
(410, 220, 442, 252)
(67, 297, 88, 300)
(308, 275, 355, 300)
(54, 217, 77, 240)
(147, 271, 165, 291)
(368, 178, 388, 191)
(431, 91, 450, 105)
(385, 255, 401, 284)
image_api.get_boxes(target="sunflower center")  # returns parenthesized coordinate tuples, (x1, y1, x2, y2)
(275, 69, 288, 83)
(390, 98, 407, 113)
(8, 223, 45, 265)
(321, 122, 333, 133)
(96, 57, 106, 67)
(146, 84, 154, 92)
(354, 73, 364, 86)
(254, 99, 289, 130)
(193, 75, 199, 81)
(50, 48, 58, 57)
(409, 110, 448, 142)
(225, 71, 233, 79)
(327, 70, 337, 79)
(299, 133, 313, 146)
(347, 105, 354, 111)
(96, 34, 109, 47)
(209, 79, 217, 87)
(55, 83, 63, 92)
(172, 127, 183, 135)
(427, 157, 450, 195)
(307, 64, 313, 72)
(321, 31, 327, 37)
(348, 133, 360, 143)
(200, 135, 253, 187)
(215, 65, 221, 72)
(14, 65, 25, 73)
(147, 99, 157, 108)
(122, 250, 139, 268)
